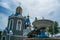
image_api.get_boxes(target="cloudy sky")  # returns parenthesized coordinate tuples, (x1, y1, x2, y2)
(0, 0, 60, 31)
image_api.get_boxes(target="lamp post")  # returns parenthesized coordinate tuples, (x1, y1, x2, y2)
(52, 21, 55, 37)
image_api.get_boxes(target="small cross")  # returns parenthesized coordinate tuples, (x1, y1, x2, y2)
(19, 2, 21, 6)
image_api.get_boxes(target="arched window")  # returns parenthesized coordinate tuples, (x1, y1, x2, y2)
(2, 36, 6, 40)
(9, 19, 14, 30)
(16, 20, 22, 30)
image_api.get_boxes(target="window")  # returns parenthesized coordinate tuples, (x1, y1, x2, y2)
(16, 20, 22, 30)
(2, 36, 6, 40)
(9, 19, 14, 30)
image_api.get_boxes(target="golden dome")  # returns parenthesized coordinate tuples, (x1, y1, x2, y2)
(16, 6, 22, 14)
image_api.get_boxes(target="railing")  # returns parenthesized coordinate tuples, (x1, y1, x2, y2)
(24, 38, 60, 40)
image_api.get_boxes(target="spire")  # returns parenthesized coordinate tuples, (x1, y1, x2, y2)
(25, 13, 30, 25)
(27, 11, 30, 18)
(25, 12, 31, 29)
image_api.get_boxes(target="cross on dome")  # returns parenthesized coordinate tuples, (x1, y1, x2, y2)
(19, 2, 21, 6)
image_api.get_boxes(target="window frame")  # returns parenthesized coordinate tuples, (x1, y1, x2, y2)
(9, 19, 14, 30)
(1, 35, 6, 40)
(16, 20, 22, 30)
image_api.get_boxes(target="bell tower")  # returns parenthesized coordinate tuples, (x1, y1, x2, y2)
(7, 3, 25, 36)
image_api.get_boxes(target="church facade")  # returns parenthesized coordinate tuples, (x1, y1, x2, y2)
(1, 3, 55, 40)
(1, 5, 31, 40)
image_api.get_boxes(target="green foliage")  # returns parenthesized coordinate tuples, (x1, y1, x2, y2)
(0, 31, 2, 39)
(27, 28, 41, 38)
(48, 21, 59, 36)
(53, 21, 59, 34)
(27, 30, 35, 38)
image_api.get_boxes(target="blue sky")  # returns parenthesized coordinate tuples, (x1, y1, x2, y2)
(0, 0, 60, 31)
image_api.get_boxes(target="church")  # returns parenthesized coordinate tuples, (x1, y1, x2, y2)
(1, 5, 32, 40)
(1, 3, 55, 40)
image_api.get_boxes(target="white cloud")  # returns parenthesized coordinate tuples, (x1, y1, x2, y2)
(0, 0, 60, 31)
(0, 13, 8, 31)
(20, 0, 60, 26)
(21, 0, 59, 16)
(0, 2, 10, 9)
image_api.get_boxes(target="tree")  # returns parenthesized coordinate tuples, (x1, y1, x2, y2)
(0, 31, 2, 39)
(48, 21, 59, 37)
(27, 28, 41, 38)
